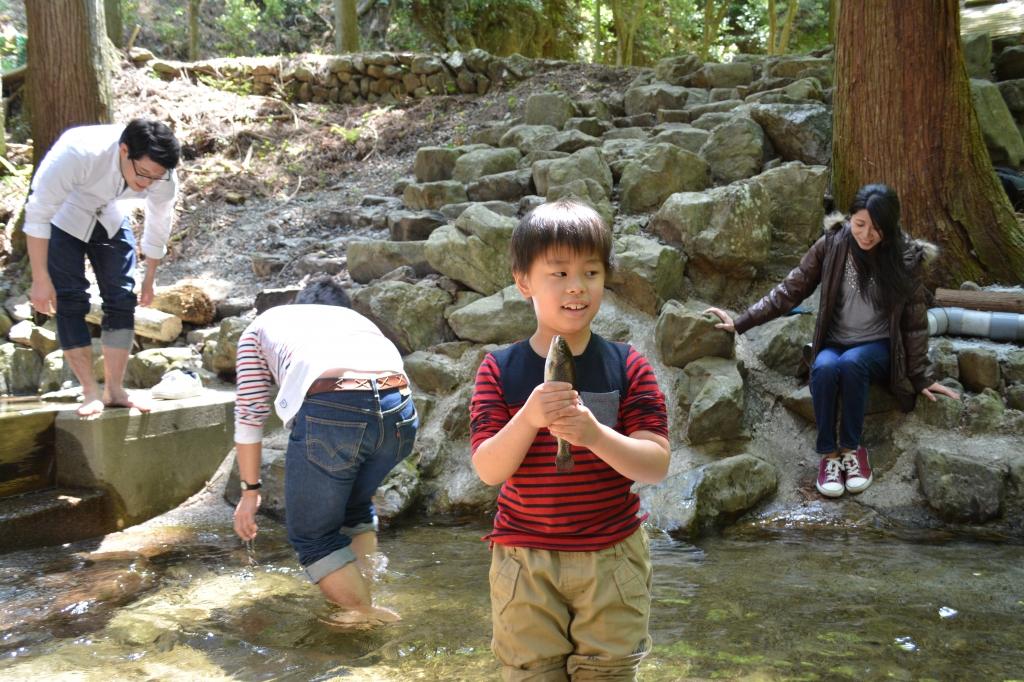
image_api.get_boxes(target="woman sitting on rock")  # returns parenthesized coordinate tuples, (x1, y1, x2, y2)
(705, 183, 960, 498)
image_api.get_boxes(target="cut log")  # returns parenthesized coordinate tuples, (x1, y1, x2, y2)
(933, 288, 1024, 314)
(86, 301, 183, 342)
(151, 283, 215, 325)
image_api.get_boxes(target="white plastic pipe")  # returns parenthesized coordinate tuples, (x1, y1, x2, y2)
(927, 307, 1024, 342)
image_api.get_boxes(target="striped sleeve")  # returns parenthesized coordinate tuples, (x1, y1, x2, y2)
(620, 346, 668, 439)
(470, 353, 510, 453)
(233, 327, 273, 445)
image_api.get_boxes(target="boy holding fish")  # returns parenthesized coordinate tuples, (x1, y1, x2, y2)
(470, 199, 670, 680)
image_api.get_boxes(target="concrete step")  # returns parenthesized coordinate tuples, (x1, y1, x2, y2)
(0, 487, 116, 552)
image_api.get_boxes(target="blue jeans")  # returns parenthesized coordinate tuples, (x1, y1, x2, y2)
(284, 386, 418, 583)
(809, 339, 890, 454)
(47, 223, 137, 350)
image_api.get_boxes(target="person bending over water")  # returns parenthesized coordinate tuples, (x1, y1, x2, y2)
(705, 183, 959, 498)
(232, 277, 418, 628)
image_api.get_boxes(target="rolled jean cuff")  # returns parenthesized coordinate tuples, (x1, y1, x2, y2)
(341, 516, 378, 538)
(302, 545, 357, 584)
(100, 328, 134, 350)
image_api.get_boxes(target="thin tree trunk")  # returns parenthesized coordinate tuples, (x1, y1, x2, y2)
(25, 0, 113, 167)
(188, 0, 201, 61)
(0, 72, 6, 159)
(828, 0, 839, 45)
(768, 0, 778, 55)
(700, 0, 729, 60)
(833, 0, 1024, 285)
(336, 0, 360, 53)
(104, 0, 122, 47)
(594, 0, 602, 63)
(777, 0, 798, 55)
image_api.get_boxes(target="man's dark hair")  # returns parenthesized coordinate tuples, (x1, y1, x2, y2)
(510, 198, 613, 276)
(120, 119, 181, 169)
(294, 275, 352, 308)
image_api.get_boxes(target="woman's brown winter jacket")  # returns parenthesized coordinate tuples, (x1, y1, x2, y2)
(732, 219, 934, 412)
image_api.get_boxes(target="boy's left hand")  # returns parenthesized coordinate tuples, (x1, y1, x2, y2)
(548, 402, 603, 450)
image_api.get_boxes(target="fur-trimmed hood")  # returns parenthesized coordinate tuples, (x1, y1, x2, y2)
(822, 210, 939, 268)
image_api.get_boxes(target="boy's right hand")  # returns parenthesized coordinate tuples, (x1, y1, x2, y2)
(520, 381, 578, 430)
(30, 277, 57, 316)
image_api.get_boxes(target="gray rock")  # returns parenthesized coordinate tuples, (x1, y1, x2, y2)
(517, 150, 570, 170)
(700, 115, 765, 184)
(915, 447, 1005, 523)
(447, 285, 534, 344)
(254, 287, 300, 313)
(958, 347, 1001, 392)
(994, 45, 1024, 81)
(499, 124, 559, 153)
(651, 181, 773, 276)
(749, 103, 831, 165)
(39, 350, 79, 393)
(0, 310, 11, 338)
(294, 252, 345, 277)
(414, 146, 475, 183)
(685, 62, 755, 88)
(782, 383, 899, 422)
(651, 126, 710, 154)
(654, 54, 703, 85)
(749, 161, 829, 249)
(531, 129, 603, 154)
(619, 144, 710, 214)
(424, 206, 516, 295)
(916, 381, 966, 429)
(578, 99, 614, 121)
(683, 98, 745, 120)
(641, 454, 777, 540)
(467, 169, 534, 202)
(928, 339, 960, 382)
(655, 299, 735, 368)
(251, 252, 288, 278)
(8, 320, 60, 357)
(524, 91, 576, 128)
(210, 317, 251, 375)
(624, 84, 692, 116)
(403, 180, 469, 211)
(404, 350, 464, 394)
(1004, 384, 1024, 411)
(2, 343, 42, 395)
(538, 146, 613, 198)
(1005, 348, 1024, 385)
(749, 312, 817, 377)
(744, 77, 823, 104)
(603, 126, 649, 141)
(964, 388, 1005, 434)
(564, 117, 612, 137)
(126, 347, 200, 388)
(386, 209, 447, 241)
(997, 79, 1024, 116)
(440, 200, 517, 220)
(452, 147, 522, 184)
(690, 112, 735, 131)
(962, 32, 992, 80)
(351, 280, 454, 354)
(681, 357, 746, 445)
(607, 235, 687, 315)
(764, 56, 833, 85)
(969, 78, 1024, 167)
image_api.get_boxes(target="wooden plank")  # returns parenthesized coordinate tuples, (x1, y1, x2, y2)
(934, 288, 1024, 313)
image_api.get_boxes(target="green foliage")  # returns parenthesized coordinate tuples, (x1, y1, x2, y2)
(329, 124, 363, 143)
(0, 26, 27, 71)
(217, 0, 261, 56)
(196, 72, 252, 96)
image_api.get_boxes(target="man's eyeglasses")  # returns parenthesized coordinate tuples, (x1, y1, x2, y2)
(130, 158, 171, 182)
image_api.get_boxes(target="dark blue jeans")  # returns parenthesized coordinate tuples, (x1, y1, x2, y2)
(809, 339, 890, 454)
(47, 223, 137, 350)
(284, 386, 418, 583)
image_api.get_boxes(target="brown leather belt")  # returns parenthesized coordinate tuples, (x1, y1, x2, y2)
(307, 374, 408, 396)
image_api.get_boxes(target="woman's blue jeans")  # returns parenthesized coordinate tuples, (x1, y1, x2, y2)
(47, 223, 137, 350)
(284, 385, 418, 584)
(809, 339, 890, 454)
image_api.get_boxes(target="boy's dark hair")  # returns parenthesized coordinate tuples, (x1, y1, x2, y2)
(120, 119, 181, 169)
(510, 199, 613, 275)
(294, 275, 352, 308)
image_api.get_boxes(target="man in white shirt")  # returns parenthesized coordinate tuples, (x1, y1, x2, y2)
(23, 119, 181, 416)
(232, 278, 419, 628)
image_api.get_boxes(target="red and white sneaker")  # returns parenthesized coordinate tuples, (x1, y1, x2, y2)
(816, 457, 845, 498)
(841, 447, 873, 494)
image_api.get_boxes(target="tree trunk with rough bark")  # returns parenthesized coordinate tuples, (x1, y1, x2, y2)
(833, 0, 1024, 285)
(25, 0, 113, 166)
(104, 0, 122, 47)
(336, 0, 360, 53)
(188, 0, 201, 60)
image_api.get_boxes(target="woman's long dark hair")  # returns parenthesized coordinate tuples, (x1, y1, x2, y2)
(847, 183, 914, 313)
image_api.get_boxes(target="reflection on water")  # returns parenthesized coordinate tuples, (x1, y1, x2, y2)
(1, 515, 1023, 680)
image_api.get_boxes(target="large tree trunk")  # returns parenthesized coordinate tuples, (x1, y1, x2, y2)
(335, 0, 360, 54)
(0, 72, 6, 160)
(833, 0, 1024, 285)
(188, 0, 201, 61)
(104, 0, 122, 47)
(25, 0, 113, 167)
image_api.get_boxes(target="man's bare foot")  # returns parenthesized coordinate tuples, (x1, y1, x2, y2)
(76, 392, 106, 418)
(318, 605, 401, 630)
(103, 389, 152, 413)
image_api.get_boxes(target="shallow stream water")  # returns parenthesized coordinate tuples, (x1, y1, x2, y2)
(2, 489, 1023, 681)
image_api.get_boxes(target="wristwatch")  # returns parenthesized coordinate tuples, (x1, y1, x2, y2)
(240, 479, 262, 492)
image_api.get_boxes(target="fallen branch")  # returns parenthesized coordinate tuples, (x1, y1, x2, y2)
(934, 288, 1024, 314)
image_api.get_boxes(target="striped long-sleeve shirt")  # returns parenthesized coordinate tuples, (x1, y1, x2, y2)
(233, 305, 405, 444)
(470, 334, 668, 551)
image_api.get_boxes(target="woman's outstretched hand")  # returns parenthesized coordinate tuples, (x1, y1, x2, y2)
(921, 382, 960, 402)
(703, 307, 736, 333)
